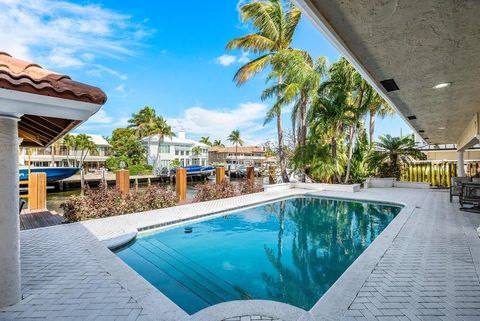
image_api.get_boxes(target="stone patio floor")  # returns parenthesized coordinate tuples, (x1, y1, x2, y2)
(0, 187, 479, 321)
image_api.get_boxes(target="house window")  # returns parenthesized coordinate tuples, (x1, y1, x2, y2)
(160, 145, 170, 153)
(181, 151, 184, 156)
(175, 150, 179, 155)
(186, 151, 190, 155)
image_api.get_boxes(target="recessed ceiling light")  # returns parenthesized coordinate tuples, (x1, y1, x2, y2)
(433, 82, 451, 89)
(438, 127, 445, 130)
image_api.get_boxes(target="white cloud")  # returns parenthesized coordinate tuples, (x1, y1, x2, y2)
(215, 52, 250, 66)
(87, 109, 112, 124)
(238, 51, 250, 63)
(167, 102, 272, 145)
(0, 0, 151, 72)
(114, 84, 125, 93)
(215, 54, 237, 66)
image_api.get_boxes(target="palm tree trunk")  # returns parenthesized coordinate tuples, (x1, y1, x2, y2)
(345, 85, 365, 183)
(344, 121, 358, 183)
(277, 76, 289, 183)
(235, 143, 238, 171)
(154, 135, 163, 173)
(369, 111, 376, 145)
(332, 136, 340, 183)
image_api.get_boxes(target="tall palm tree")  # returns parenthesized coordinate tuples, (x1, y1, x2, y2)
(200, 136, 212, 146)
(191, 146, 202, 157)
(368, 94, 394, 145)
(152, 116, 175, 172)
(213, 139, 225, 147)
(74, 134, 98, 168)
(368, 134, 425, 179)
(227, 0, 302, 183)
(128, 106, 157, 163)
(228, 130, 244, 167)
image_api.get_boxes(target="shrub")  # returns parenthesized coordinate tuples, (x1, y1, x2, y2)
(193, 180, 263, 202)
(61, 182, 177, 222)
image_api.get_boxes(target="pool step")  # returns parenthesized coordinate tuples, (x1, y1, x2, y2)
(131, 239, 247, 306)
(116, 246, 210, 313)
(146, 239, 251, 299)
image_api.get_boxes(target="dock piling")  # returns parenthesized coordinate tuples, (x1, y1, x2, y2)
(176, 168, 187, 203)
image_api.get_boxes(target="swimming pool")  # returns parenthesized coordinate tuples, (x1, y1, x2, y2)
(115, 196, 401, 314)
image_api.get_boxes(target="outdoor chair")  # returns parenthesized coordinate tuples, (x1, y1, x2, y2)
(19, 198, 26, 214)
(450, 177, 472, 202)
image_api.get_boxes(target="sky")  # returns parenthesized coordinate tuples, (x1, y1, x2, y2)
(0, 0, 412, 146)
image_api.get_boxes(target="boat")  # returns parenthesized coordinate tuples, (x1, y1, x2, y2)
(19, 166, 79, 182)
(170, 165, 216, 176)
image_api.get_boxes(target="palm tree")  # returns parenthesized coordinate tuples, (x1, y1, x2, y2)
(227, 0, 302, 183)
(152, 116, 175, 172)
(62, 134, 76, 166)
(213, 139, 225, 147)
(368, 94, 394, 145)
(200, 136, 212, 146)
(74, 134, 98, 168)
(128, 106, 156, 163)
(228, 130, 244, 167)
(263, 51, 327, 149)
(191, 146, 202, 159)
(368, 134, 425, 179)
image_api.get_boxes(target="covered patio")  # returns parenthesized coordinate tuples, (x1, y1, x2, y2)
(0, 52, 106, 308)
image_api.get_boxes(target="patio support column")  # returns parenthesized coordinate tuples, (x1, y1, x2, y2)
(457, 150, 465, 177)
(0, 115, 21, 308)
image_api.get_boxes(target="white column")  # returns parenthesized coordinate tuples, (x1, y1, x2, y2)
(457, 150, 465, 177)
(0, 115, 21, 308)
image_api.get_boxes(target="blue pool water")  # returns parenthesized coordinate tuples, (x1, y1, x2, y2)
(115, 196, 401, 314)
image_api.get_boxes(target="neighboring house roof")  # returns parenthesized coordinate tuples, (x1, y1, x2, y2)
(143, 134, 209, 148)
(0, 52, 107, 105)
(209, 146, 265, 153)
(71, 133, 110, 146)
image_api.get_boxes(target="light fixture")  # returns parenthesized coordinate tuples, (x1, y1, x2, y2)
(438, 127, 446, 130)
(433, 82, 451, 89)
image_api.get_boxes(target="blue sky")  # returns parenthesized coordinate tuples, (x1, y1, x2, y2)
(0, 0, 411, 145)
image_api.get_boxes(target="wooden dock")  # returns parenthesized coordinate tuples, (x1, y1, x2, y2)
(20, 211, 64, 230)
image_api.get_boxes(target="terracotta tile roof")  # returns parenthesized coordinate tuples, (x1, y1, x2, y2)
(208, 146, 265, 153)
(0, 52, 107, 105)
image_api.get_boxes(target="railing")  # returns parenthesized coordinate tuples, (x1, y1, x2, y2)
(400, 161, 480, 188)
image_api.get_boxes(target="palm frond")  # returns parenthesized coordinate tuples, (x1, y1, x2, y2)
(233, 54, 272, 85)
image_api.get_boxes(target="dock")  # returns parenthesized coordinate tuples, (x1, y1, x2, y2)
(20, 210, 64, 231)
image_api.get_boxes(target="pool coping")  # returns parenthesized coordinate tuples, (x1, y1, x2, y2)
(80, 187, 414, 321)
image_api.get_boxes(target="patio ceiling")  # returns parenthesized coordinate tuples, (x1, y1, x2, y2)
(293, 0, 480, 145)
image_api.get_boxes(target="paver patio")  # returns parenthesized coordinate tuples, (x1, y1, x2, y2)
(0, 187, 479, 321)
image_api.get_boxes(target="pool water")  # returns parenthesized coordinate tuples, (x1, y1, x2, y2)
(115, 196, 401, 314)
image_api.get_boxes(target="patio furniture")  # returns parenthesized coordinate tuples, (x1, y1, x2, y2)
(460, 182, 480, 211)
(450, 177, 472, 202)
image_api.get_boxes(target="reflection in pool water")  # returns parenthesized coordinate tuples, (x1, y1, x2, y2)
(115, 197, 401, 314)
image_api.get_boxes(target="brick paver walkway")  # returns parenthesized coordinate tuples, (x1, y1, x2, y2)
(340, 191, 480, 321)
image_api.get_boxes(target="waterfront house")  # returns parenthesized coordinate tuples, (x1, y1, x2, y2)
(208, 146, 266, 167)
(144, 130, 208, 172)
(19, 134, 111, 171)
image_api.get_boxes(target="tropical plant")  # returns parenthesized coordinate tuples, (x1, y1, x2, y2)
(61, 182, 177, 222)
(213, 139, 225, 147)
(152, 116, 175, 170)
(227, 0, 302, 182)
(228, 129, 244, 166)
(368, 134, 425, 179)
(191, 146, 202, 157)
(128, 106, 156, 163)
(170, 159, 181, 167)
(193, 180, 263, 202)
(72, 134, 98, 168)
(62, 134, 76, 166)
(200, 136, 212, 146)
